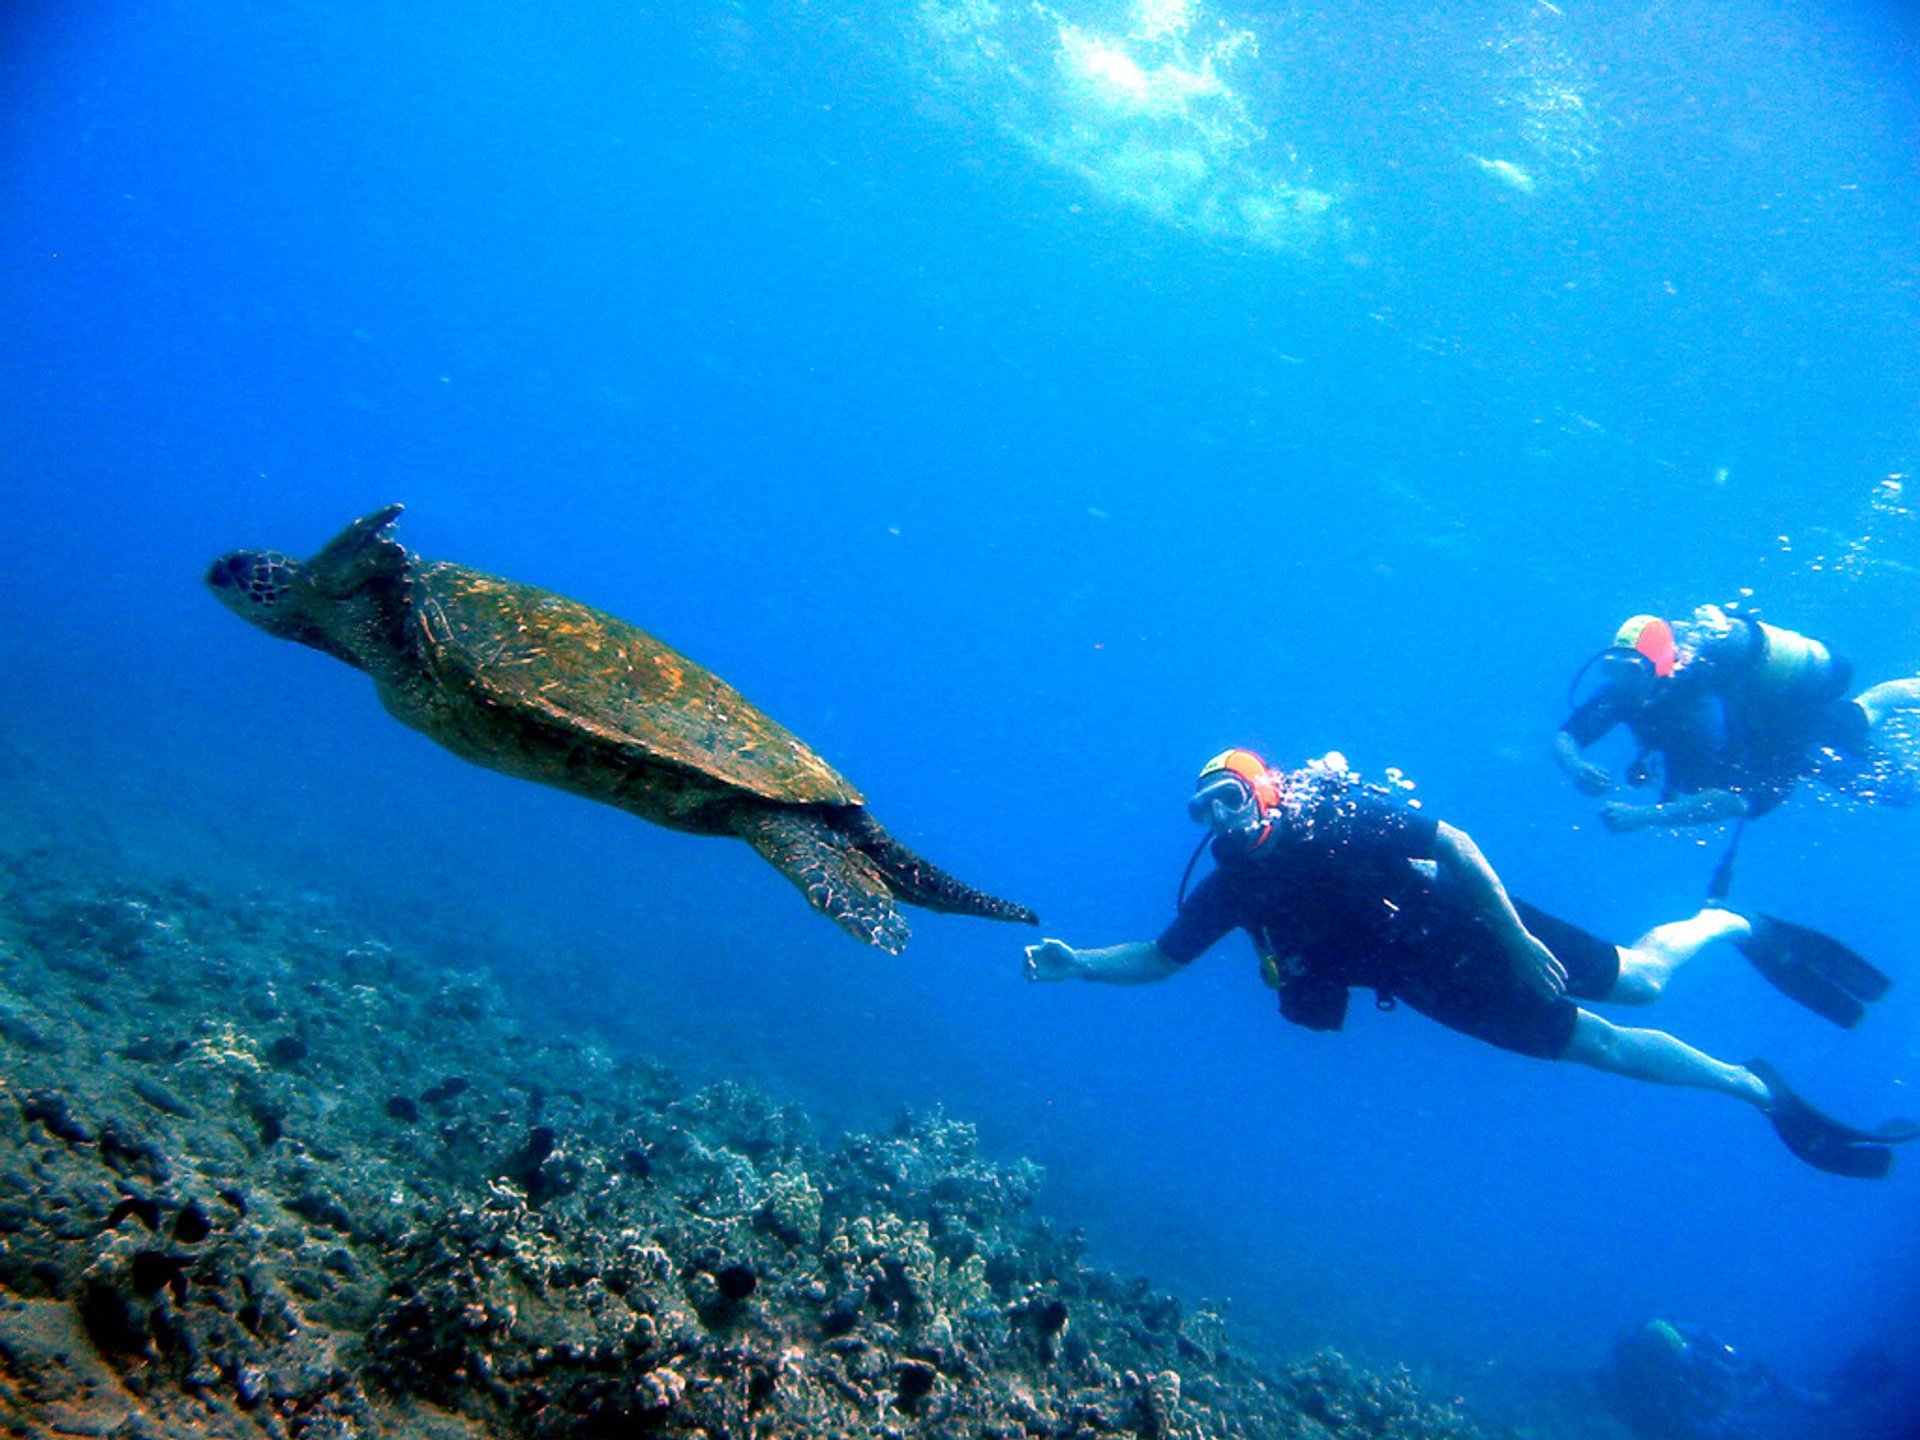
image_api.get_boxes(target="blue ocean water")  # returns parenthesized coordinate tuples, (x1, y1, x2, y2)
(4, 0, 1919, 1430)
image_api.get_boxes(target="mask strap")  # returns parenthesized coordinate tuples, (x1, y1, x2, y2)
(1567, 646, 1652, 711)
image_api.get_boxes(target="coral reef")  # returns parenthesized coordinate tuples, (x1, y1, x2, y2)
(0, 845, 1495, 1439)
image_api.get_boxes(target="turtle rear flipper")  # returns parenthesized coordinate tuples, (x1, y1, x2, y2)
(845, 810, 1040, 925)
(734, 808, 911, 954)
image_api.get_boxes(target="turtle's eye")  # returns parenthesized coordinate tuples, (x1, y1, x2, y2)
(207, 551, 292, 601)
(209, 553, 266, 588)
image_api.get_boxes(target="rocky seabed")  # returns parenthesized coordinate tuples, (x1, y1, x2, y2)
(0, 848, 1490, 1440)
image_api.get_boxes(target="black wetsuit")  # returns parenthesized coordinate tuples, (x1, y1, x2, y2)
(1562, 620, 1867, 819)
(1157, 771, 1619, 1060)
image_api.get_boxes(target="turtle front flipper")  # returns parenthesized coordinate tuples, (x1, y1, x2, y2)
(306, 504, 409, 598)
(732, 807, 912, 954)
(845, 811, 1040, 926)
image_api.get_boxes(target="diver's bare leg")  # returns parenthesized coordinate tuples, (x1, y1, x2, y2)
(1608, 908, 1751, 1004)
(1561, 1011, 1768, 1106)
(1856, 677, 1920, 727)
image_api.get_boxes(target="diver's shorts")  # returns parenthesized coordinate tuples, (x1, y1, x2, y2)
(1394, 900, 1619, 1061)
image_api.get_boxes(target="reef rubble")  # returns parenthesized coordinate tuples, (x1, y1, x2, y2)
(0, 847, 1491, 1440)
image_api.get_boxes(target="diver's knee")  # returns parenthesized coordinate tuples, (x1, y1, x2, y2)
(1609, 954, 1661, 1005)
(1562, 1010, 1618, 1066)
(1857, 677, 1920, 726)
(1618, 910, 1748, 1003)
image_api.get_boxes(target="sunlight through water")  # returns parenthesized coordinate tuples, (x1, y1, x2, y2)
(911, 0, 1339, 251)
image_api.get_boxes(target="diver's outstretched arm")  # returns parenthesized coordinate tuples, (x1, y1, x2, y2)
(1601, 788, 1748, 833)
(1024, 938, 1179, 985)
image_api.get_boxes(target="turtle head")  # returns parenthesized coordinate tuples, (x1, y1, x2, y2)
(207, 546, 368, 668)
(207, 506, 411, 671)
(206, 549, 310, 635)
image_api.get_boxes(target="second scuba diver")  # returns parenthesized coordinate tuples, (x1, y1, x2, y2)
(1024, 749, 1919, 1178)
(1555, 603, 1920, 834)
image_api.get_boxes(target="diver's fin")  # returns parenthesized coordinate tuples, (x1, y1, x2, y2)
(1749, 915, 1890, 1002)
(1735, 915, 1890, 1028)
(1749, 1060, 1920, 1179)
(1740, 944, 1866, 1027)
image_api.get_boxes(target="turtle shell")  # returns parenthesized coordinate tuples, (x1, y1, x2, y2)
(408, 561, 862, 808)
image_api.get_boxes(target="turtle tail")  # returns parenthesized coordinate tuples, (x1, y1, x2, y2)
(843, 810, 1040, 927)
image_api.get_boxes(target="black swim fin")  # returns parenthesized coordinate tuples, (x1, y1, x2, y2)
(1749, 1060, 1920, 1179)
(1735, 915, 1892, 1028)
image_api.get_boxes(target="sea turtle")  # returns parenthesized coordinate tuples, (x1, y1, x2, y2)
(206, 505, 1037, 952)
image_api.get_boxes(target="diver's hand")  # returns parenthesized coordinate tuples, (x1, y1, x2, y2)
(1600, 800, 1656, 833)
(1023, 938, 1081, 982)
(1569, 759, 1615, 797)
(1510, 931, 1568, 1000)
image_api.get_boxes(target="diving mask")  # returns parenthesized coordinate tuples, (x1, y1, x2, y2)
(1189, 749, 1283, 853)
(1189, 773, 1262, 833)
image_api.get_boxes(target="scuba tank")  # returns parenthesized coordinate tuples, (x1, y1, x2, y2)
(1748, 620, 1850, 704)
(1689, 603, 1849, 706)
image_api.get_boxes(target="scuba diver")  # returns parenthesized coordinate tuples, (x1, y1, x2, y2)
(1024, 749, 1919, 1177)
(1554, 603, 1920, 835)
(1597, 1318, 1896, 1440)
